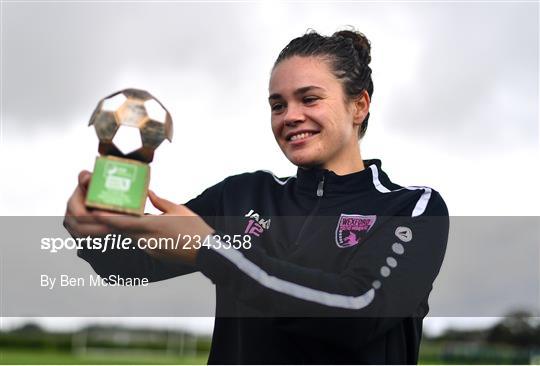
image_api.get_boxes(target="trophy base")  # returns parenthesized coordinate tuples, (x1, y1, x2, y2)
(85, 155, 150, 216)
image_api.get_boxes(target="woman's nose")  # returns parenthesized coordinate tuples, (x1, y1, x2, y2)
(283, 103, 305, 126)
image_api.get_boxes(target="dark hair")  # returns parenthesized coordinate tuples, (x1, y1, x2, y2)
(274, 28, 373, 139)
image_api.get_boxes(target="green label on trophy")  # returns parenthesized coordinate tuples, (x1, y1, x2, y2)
(86, 156, 150, 214)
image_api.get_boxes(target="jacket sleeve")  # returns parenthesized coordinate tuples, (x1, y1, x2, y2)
(77, 178, 226, 282)
(196, 190, 449, 344)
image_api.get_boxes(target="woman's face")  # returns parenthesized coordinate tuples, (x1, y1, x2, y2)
(269, 56, 367, 172)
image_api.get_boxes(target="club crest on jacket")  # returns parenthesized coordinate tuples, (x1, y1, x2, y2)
(335, 214, 377, 248)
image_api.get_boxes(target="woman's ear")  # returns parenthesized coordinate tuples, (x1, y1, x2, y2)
(353, 90, 370, 126)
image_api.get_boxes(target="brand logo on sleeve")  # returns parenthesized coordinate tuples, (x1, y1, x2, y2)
(395, 226, 412, 242)
(335, 214, 377, 248)
(244, 209, 271, 237)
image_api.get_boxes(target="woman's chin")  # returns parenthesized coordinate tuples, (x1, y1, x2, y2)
(288, 155, 322, 168)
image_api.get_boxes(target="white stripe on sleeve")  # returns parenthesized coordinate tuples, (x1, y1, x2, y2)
(207, 236, 375, 310)
(370, 165, 432, 217)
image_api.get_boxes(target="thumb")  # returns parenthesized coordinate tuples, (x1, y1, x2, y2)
(148, 190, 177, 213)
(78, 170, 92, 191)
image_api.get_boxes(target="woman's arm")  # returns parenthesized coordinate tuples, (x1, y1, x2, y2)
(76, 243, 196, 282)
(66, 170, 225, 282)
(195, 191, 449, 345)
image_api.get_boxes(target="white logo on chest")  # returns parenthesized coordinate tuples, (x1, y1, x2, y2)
(244, 209, 271, 237)
(244, 209, 271, 229)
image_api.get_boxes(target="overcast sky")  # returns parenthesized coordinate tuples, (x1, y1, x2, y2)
(1, 1, 538, 336)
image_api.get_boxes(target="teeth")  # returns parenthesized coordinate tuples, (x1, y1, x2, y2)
(290, 132, 314, 141)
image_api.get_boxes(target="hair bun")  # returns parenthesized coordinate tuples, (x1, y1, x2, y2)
(333, 29, 371, 65)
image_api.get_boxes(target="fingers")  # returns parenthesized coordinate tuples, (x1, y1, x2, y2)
(148, 190, 177, 213)
(177, 204, 198, 217)
(92, 210, 148, 233)
(78, 170, 92, 192)
(63, 215, 112, 237)
(65, 173, 179, 239)
(66, 183, 91, 218)
(67, 170, 93, 217)
(64, 170, 111, 237)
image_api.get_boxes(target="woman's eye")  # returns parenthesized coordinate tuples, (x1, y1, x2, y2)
(303, 96, 319, 104)
(271, 103, 284, 112)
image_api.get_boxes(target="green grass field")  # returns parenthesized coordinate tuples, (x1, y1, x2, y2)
(1, 343, 534, 365)
(0, 349, 209, 365)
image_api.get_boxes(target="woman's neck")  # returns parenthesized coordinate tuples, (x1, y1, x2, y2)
(311, 149, 365, 176)
(297, 138, 366, 175)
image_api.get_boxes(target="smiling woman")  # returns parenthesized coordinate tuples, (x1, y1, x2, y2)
(66, 28, 449, 365)
(270, 60, 367, 173)
(268, 31, 373, 176)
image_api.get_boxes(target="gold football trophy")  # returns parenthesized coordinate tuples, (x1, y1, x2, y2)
(85, 88, 173, 215)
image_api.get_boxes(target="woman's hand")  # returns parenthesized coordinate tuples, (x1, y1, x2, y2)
(63, 170, 112, 238)
(64, 170, 214, 265)
(93, 190, 214, 265)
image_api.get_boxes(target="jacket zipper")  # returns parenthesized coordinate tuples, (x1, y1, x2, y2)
(294, 174, 325, 246)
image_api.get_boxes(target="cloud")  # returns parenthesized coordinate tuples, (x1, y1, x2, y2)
(380, 3, 538, 152)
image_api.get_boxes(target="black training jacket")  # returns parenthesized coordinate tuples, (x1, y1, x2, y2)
(78, 159, 449, 365)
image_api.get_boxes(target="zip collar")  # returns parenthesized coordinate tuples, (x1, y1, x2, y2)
(295, 159, 392, 197)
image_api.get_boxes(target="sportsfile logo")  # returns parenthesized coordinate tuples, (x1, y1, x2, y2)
(244, 209, 271, 237)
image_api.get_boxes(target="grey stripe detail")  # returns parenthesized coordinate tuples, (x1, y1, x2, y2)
(370, 165, 432, 216)
(208, 236, 375, 310)
(261, 170, 296, 186)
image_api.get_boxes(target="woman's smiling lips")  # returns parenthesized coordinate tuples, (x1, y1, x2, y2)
(285, 130, 320, 146)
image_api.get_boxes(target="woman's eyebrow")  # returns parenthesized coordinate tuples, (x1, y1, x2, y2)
(268, 86, 326, 101)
